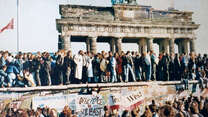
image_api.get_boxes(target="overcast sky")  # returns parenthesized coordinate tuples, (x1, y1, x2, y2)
(0, 0, 207, 54)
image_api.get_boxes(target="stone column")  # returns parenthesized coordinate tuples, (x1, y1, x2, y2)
(177, 41, 183, 54)
(182, 39, 189, 54)
(147, 38, 153, 52)
(164, 39, 169, 54)
(138, 38, 147, 54)
(110, 39, 116, 54)
(88, 36, 97, 54)
(59, 35, 71, 51)
(169, 38, 175, 54)
(159, 39, 169, 54)
(115, 37, 122, 54)
(86, 38, 90, 52)
(158, 40, 163, 53)
(190, 38, 196, 53)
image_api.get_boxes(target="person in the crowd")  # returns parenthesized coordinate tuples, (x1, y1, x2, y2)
(141, 106, 152, 117)
(41, 53, 52, 86)
(196, 54, 203, 70)
(32, 55, 42, 86)
(131, 107, 140, 117)
(150, 50, 157, 81)
(104, 106, 110, 117)
(174, 53, 181, 81)
(81, 52, 88, 83)
(92, 54, 100, 83)
(0, 65, 8, 87)
(6, 61, 20, 87)
(73, 50, 84, 84)
(59, 105, 72, 117)
(55, 54, 64, 85)
(123, 51, 136, 82)
(169, 53, 175, 81)
(49, 108, 58, 117)
(121, 110, 130, 117)
(23, 69, 36, 87)
(161, 53, 170, 81)
(108, 52, 117, 83)
(85, 52, 93, 83)
(63, 51, 74, 85)
(196, 67, 204, 89)
(134, 53, 142, 81)
(115, 52, 123, 82)
(0, 51, 8, 67)
(15, 68, 36, 87)
(188, 53, 196, 74)
(149, 100, 159, 117)
(14, 53, 24, 76)
(190, 101, 204, 117)
(181, 68, 189, 90)
(160, 105, 175, 117)
(100, 53, 109, 83)
(176, 101, 190, 117)
(144, 52, 152, 81)
(201, 70, 208, 88)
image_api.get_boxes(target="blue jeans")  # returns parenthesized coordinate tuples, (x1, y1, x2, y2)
(145, 65, 151, 81)
(110, 67, 117, 83)
(183, 79, 189, 90)
(88, 77, 93, 83)
(15, 80, 26, 87)
(0, 77, 7, 87)
(94, 76, 99, 83)
(124, 64, 136, 82)
(7, 73, 16, 87)
(135, 68, 141, 81)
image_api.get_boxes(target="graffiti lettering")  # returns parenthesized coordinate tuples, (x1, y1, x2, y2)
(126, 92, 142, 102)
(79, 96, 103, 105)
(80, 107, 103, 116)
(110, 95, 120, 104)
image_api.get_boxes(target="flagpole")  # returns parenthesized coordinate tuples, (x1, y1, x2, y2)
(17, 0, 20, 52)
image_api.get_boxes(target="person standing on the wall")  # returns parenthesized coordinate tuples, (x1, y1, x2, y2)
(123, 51, 136, 82)
(73, 50, 84, 84)
(63, 51, 73, 85)
(144, 52, 152, 81)
(109, 52, 117, 83)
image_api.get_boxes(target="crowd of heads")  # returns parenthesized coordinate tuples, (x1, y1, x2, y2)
(1, 94, 208, 117)
(0, 50, 208, 87)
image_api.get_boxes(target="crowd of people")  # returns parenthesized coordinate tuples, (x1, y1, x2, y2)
(1, 94, 208, 117)
(0, 50, 208, 87)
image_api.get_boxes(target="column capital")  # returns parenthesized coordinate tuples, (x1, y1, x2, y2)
(88, 36, 97, 54)
(87, 36, 97, 40)
(168, 36, 175, 40)
(138, 38, 147, 53)
(114, 37, 123, 40)
(115, 37, 122, 54)
(58, 35, 71, 51)
(60, 34, 70, 38)
(190, 39, 196, 53)
(169, 38, 175, 54)
(192, 37, 197, 40)
(147, 38, 153, 52)
(148, 36, 154, 39)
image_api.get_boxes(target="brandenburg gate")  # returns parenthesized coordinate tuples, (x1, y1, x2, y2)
(56, 2, 199, 54)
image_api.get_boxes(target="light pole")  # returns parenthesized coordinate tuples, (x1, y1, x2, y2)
(17, 0, 20, 52)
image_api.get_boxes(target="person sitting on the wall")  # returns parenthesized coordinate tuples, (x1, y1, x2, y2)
(201, 70, 208, 88)
(6, 61, 20, 87)
(181, 68, 189, 90)
(0, 65, 8, 87)
(15, 69, 36, 87)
